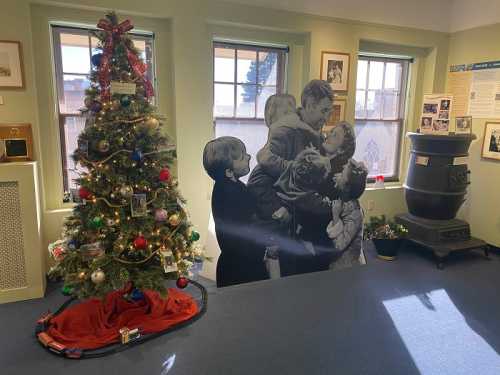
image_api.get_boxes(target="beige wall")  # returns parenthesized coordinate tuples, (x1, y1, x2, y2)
(1, 0, 452, 278)
(447, 23, 500, 247)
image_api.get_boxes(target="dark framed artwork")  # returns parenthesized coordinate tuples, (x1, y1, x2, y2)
(482, 122, 500, 161)
(323, 98, 346, 134)
(320, 51, 350, 92)
(0, 40, 24, 88)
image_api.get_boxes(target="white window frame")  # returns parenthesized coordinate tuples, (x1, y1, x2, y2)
(213, 41, 288, 121)
(355, 55, 411, 182)
(51, 25, 155, 198)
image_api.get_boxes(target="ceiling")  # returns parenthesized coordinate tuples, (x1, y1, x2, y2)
(219, 0, 500, 33)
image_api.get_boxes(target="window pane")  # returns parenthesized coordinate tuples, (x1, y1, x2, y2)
(214, 47, 235, 83)
(355, 89, 366, 118)
(237, 50, 257, 84)
(366, 90, 382, 119)
(356, 60, 368, 89)
(237, 84, 256, 117)
(354, 120, 399, 178)
(214, 83, 234, 117)
(215, 119, 268, 184)
(60, 33, 90, 74)
(258, 51, 277, 86)
(60, 74, 90, 113)
(384, 62, 402, 90)
(257, 86, 277, 118)
(368, 61, 384, 90)
(383, 91, 400, 119)
(63, 116, 87, 190)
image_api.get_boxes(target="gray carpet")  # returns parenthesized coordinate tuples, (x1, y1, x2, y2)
(1, 242, 500, 375)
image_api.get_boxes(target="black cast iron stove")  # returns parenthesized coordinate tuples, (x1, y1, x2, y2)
(396, 132, 488, 269)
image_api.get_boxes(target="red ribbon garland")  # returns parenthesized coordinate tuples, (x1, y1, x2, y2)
(97, 18, 154, 101)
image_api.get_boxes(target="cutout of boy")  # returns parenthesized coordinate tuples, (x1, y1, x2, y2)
(203, 137, 268, 287)
(247, 80, 334, 221)
(247, 94, 297, 222)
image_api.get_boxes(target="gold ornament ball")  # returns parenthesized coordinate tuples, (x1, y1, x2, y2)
(97, 140, 110, 153)
(169, 214, 181, 226)
(91, 269, 105, 284)
(78, 271, 87, 280)
(144, 117, 159, 131)
(120, 185, 134, 198)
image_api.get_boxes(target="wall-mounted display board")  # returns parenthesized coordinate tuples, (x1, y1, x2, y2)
(449, 61, 500, 118)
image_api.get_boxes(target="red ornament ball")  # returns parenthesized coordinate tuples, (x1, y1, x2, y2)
(159, 168, 171, 182)
(79, 187, 91, 200)
(133, 235, 148, 250)
(176, 277, 189, 289)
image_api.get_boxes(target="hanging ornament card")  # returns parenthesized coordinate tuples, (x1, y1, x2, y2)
(420, 94, 453, 135)
(110, 81, 137, 95)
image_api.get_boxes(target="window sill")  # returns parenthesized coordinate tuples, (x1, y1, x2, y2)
(365, 183, 404, 191)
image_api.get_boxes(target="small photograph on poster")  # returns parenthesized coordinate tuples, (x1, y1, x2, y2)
(131, 193, 148, 217)
(439, 110, 450, 119)
(420, 117, 433, 133)
(432, 120, 449, 134)
(423, 103, 438, 114)
(455, 116, 472, 134)
(440, 99, 451, 110)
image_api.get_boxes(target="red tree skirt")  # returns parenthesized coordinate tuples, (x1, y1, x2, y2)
(44, 288, 198, 350)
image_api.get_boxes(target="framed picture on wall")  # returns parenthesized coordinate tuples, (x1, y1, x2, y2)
(481, 122, 500, 161)
(320, 51, 350, 92)
(323, 98, 346, 134)
(455, 116, 472, 134)
(0, 40, 24, 88)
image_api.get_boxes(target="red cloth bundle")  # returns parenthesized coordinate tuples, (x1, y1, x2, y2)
(46, 288, 198, 350)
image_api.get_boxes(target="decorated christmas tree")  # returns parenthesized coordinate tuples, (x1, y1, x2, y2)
(49, 12, 204, 299)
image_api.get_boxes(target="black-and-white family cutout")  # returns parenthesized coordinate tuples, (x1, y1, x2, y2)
(204, 80, 368, 287)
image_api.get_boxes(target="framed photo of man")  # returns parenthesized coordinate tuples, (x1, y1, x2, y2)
(320, 51, 350, 92)
(482, 122, 500, 161)
(0, 40, 24, 88)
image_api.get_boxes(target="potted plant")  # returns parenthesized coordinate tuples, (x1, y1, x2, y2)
(364, 215, 408, 261)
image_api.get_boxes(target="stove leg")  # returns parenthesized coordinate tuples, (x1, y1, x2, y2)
(434, 251, 448, 270)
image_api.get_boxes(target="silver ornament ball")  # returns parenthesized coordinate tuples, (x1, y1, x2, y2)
(91, 269, 106, 284)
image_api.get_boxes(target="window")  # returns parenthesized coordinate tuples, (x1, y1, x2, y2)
(353, 55, 410, 181)
(51, 25, 155, 198)
(213, 41, 288, 181)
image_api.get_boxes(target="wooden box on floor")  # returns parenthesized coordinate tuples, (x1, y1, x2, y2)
(0, 162, 45, 303)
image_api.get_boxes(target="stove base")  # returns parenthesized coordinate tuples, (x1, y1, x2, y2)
(395, 213, 488, 269)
